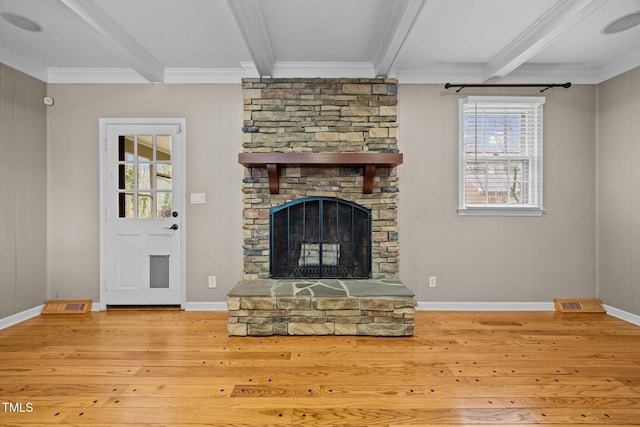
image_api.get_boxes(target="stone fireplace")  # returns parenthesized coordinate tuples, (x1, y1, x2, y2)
(227, 78, 415, 336)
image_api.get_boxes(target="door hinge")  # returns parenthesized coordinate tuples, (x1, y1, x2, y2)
(177, 125, 183, 133)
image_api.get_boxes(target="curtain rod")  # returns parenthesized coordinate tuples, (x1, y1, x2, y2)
(444, 82, 571, 93)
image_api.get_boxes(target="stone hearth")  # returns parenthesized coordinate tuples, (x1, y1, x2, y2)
(227, 279, 415, 336)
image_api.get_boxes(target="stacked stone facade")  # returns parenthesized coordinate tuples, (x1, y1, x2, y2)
(227, 279, 415, 337)
(228, 296, 415, 337)
(241, 78, 400, 280)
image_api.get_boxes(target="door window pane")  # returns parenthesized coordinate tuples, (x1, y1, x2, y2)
(118, 135, 135, 161)
(138, 192, 152, 218)
(137, 135, 153, 161)
(118, 192, 136, 218)
(157, 164, 171, 190)
(138, 163, 151, 190)
(118, 164, 135, 190)
(157, 192, 172, 218)
(117, 134, 173, 219)
(156, 135, 171, 161)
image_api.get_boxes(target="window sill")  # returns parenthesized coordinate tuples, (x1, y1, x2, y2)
(457, 206, 545, 217)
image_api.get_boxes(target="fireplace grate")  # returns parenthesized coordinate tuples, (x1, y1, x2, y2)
(293, 265, 352, 278)
(270, 197, 371, 279)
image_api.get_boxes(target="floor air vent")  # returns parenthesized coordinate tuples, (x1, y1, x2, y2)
(42, 300, 92, 314)
(554, 298, 605, 313)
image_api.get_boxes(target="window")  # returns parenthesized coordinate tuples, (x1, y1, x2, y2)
(458, 96, 545, 216)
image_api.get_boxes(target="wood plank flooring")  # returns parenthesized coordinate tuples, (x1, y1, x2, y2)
(1, 310, 639, 426)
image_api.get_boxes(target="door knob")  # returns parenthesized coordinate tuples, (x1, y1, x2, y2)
(164, 224, 179, 230)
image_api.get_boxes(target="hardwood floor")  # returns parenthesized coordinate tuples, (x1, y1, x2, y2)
(1, 309, 639, 426)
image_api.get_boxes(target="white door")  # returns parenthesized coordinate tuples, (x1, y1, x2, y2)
(100, 119, 185, 306)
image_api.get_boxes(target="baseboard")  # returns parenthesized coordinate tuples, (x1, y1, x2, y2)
(0, 305, 44, 330)
(92, 302, 227, 311)
(3, 302, 638, 328)
(92, 302, 105, 311)
(183, 302, 227, 311)
(603, 305, 640, 326)
(417, 301, 554, 311)
(417, 301, 640, 326)
(96, 302, 232, 312)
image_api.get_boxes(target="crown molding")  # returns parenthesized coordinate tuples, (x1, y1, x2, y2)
(0, 46, 48, 82)
(272, 62, 375, 78)
(47, 68, 149, 83)
(164, 68, 247, 84)
(595, 49, 640, 84)
(45, 63, 376, 83)
(395, 64, 483, 84)
(38, 59, 640, 85)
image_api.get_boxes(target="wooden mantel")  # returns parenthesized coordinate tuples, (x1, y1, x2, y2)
(238, 152, 403, 194)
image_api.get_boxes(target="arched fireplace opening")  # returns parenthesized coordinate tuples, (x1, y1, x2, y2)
(270, 197, 371, 279)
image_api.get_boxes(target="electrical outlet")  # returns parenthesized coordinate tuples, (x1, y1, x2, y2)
(429, 276, 437, 288)
(208, 276, 217, 289)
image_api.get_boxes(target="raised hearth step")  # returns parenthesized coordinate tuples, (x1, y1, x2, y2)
(227, 279, 416, 337)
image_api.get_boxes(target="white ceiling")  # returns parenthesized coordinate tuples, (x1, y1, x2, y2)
(0, 0, 639, 84)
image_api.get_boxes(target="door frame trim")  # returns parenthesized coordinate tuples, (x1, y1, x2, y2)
(99, 118, 187, 309)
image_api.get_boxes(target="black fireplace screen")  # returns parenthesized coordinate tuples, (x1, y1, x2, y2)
(270, 197, 371, 279)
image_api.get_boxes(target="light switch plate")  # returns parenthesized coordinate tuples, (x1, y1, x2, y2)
(190, 193, 206, 204)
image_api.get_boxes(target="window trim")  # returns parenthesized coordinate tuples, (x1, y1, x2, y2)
(457, 96, 545, 217)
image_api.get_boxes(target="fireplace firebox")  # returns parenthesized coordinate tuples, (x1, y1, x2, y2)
(270, 197, 371, 279)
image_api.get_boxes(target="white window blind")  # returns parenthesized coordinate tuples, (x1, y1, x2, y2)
(458, 96, 545, 216)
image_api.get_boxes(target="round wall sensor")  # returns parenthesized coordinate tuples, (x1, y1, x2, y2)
(43, 96, 54, 106)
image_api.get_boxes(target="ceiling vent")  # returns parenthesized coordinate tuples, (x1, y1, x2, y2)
(1, 12, 43, 32)
(602, 11, 640, 34)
